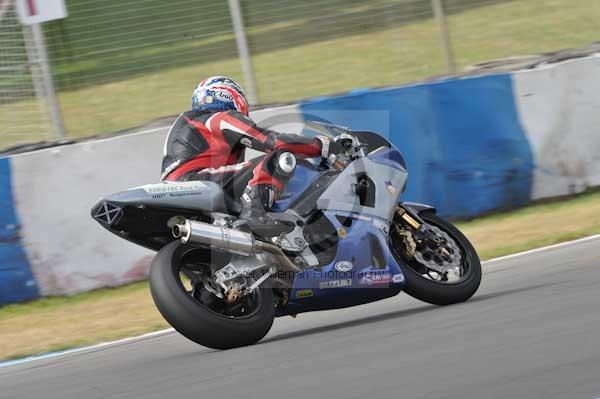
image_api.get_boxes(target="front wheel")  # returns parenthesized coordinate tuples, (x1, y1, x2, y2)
(391, 212, 482, 306)
(149, 241, 275, 349)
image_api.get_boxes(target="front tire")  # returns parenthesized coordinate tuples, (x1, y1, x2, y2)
(392, 213, 482, 306)
(149, 241, 275, 349)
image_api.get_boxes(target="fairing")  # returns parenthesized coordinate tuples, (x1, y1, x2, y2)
(278, 210, 406, 316)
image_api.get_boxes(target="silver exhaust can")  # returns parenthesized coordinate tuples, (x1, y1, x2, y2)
(173, 219, 256, 255)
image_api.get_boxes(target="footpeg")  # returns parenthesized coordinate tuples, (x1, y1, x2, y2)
(244, 267, 277, 294)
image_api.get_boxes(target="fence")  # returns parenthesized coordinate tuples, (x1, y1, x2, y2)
(1, 0, 600, 149)
(0, 2, 52, 147)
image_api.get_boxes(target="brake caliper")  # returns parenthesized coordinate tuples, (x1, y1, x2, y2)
(394, 206, 461, 274)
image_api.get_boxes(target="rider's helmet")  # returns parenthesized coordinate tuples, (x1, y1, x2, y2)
(192, 76, 249, 116)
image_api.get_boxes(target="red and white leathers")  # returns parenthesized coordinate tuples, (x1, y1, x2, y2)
(161, 109, 330, 208)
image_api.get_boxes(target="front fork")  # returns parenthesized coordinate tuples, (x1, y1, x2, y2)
(395, 205, 425, 231)
(394, 206, 445, 255)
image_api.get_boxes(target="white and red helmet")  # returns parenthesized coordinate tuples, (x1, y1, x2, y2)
(192, 76, 249, 116)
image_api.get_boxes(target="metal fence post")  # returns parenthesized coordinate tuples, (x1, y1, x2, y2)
(30, 23, 65, 138)
(227, 0, 258, 105)
(22, 25, 48, 122)
(431, 0, 455, 74)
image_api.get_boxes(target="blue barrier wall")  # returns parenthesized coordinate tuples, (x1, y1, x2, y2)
(0, 158, 39, 305)
(299, 74, 534, 217)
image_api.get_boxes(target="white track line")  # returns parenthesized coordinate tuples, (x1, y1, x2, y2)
(0, 329, 174, 369)
(1, 233, 599, 369)
(482, 234, 600, 265)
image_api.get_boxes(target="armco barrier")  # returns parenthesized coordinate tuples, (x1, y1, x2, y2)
(1, 56, 599, 303)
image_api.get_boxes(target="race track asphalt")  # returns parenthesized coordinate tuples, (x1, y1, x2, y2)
(1, 236, 599, 399)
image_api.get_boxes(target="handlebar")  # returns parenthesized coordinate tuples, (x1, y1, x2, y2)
(326, 133, 367, 170)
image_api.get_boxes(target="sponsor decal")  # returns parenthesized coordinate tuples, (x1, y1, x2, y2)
(166, 191, 202, 198)
(213, 90, 233, 102)
(392, 274, 404, 283)
(334, 261, 353, 272)
(142, 181, 206, 195)
(201, 162, 250, 174)
(204, 95, 214, 104)
(337, 227, 347, 239)
(360, 271, 393, 286)
(94, 202, 122, 225)
(319, 279, 352, 289)
(295, 289, 313, 298)
(385, 180, 397, 194)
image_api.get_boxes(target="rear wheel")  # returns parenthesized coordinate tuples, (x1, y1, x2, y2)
(391, 213, 481, 305)
(149, 241, 275, 349)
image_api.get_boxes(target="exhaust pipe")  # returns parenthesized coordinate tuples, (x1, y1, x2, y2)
(173, 219, 256, 255)
(173, 219, 302, 272)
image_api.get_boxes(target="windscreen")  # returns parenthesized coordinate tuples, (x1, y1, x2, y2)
(301, 120, 351, 139)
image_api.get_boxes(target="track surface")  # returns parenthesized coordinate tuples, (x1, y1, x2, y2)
(1, 237, 599, 399)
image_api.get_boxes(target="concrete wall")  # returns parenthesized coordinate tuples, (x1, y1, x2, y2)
(513, 56, 600, 199)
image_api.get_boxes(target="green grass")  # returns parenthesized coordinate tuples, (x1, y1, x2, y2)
(1, 0, 600, 149)
(1, 190, 599, 361)
(458, 190, 600, 259)
(0, 281, 168, 361)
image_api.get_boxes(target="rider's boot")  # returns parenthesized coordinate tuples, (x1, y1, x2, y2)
(236, 185, 294, 237)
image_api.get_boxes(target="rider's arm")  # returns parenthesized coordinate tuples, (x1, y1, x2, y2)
(217, 111, 330, 158)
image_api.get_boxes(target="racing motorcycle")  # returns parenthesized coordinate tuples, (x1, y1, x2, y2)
(92, 121, 481, 349)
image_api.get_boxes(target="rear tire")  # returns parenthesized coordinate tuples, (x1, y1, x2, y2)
(393, 213, 482, 306)
(149, 241, 275, 349)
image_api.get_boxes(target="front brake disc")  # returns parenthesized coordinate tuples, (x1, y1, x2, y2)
(413, 225, 462, 274)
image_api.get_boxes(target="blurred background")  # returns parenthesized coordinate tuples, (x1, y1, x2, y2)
(1, 0, 599, 150)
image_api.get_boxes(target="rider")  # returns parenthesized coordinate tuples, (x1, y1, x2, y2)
(161, 76, 333, 234)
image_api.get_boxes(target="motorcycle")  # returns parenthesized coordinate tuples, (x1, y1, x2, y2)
(91, 121, 481, 349)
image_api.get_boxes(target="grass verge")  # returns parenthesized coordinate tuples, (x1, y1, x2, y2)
(1, 190, 599, 361)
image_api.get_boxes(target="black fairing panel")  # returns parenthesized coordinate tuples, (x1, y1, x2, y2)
(290, 172, 338, 217)
(303, 211, 338, 267)
(91, 199, 208, 251)
(401, 201, 437, 214)
(91, 180, 227, 251)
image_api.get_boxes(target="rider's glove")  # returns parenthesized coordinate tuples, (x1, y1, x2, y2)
(315, 136, 344, 169)
(329, 139, 345, 157)
(333, 133, 356, 152)
(315, 135, 332, 159)
(316, 134, 357, 170)
(316, 135, 345, 159)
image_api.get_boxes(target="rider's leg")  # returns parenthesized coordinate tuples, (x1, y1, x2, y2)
(187, 151, 296, 235)
(238, 150, 296, 232)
